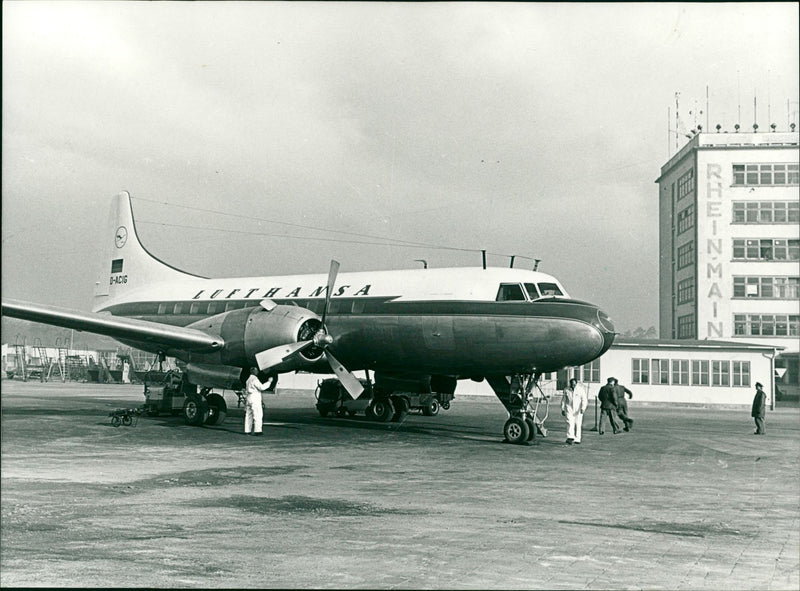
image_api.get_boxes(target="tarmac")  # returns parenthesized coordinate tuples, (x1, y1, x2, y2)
(1, 379, 798, 589)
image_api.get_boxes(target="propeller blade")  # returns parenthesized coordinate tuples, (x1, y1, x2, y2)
(255, 340, 312, 371)
(320, 259, 340, 328)
(324, 350, 364, 399)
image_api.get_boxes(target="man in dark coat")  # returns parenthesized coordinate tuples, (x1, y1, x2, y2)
(751, 382, 767, 435)
(613, 379, 634, 431)
(597, 377, 621, 435)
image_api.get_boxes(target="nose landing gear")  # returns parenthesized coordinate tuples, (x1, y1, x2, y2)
(489, 373, 550, 445)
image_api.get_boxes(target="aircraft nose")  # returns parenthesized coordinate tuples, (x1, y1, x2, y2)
(596, 308, 617, 354)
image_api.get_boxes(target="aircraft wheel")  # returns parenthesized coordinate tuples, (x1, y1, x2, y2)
(182, 394, 209, 426)
(441, 401, 451, 411)
(525, 418, 536, 441)
(122, 415, 132, 426)
(111, 416, 121, 428)
(390, 396, 409, 422)
(205, 393, 227, 426)
(371, 399, 395, 423)
(504, 417, 530, 445)
(422, 398, 440, 417)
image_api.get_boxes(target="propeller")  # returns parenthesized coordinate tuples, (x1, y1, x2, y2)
(255, 260, 364, 399)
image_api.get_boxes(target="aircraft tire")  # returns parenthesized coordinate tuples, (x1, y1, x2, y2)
(441, 401, 451, 410)
(371, 399, 395, 423)
(525, 418, 536, 441)
(122, 415, 133, 426)
(205, 393, 227, 426)
(182, 394, 209, 426)
(503, 417, 530, 445)
(111, 416, 121, 428)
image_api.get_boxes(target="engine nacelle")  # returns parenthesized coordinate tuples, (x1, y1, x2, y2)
(185, 304, 323, 368)
(184, 363, 247, 390)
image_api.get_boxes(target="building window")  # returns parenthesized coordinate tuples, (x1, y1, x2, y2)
(677, 169, 694, 200)
(671, 359, 690, 385)
(632, 359, 649, 384)
(677, 242, 694, 269)
(733, 276, 800, 299)
(734, 314, 800, 337)
(691, 360, 710, 386)
(732, 201, 800, 224)
(712, 360, 731, 386)
(732, 361, 751, 387)
(732, 239, 800, 261)
(678, 314, 695, 338)
(651, 359, 670, 384)
(733, 163, 799, 186)
(677, 277, 694, 304)
(574, 359, 601, 383)
(677, 204, 695, 235)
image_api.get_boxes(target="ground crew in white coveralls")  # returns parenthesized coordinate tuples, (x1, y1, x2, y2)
(561, 378, 588, 445)
(244, 367, 270, 436)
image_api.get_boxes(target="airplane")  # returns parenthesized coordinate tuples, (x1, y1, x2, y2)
(2, 191, 616, 444)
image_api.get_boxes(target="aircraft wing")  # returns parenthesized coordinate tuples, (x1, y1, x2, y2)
(1, 299, 224, 353)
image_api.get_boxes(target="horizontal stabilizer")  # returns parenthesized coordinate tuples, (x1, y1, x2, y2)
(2, 299, 224, 353)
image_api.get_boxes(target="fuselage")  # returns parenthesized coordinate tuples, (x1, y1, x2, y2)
(97, 267, 616, 376)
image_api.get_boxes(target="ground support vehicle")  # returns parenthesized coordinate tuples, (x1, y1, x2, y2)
(315, 378, 455, 423)
(142, 369, 228, 427)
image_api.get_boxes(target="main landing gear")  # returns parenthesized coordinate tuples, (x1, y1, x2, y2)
(488, 373, 550, 445)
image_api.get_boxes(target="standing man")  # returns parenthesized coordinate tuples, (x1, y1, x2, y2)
(751, 382, 767, 435)
(597, 377, 621, 435)
(613, 379, 634, 432)
(244, 367, 270, 436)
(561, 378, 588, 444)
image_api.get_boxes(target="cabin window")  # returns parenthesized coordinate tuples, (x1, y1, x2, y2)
(173, 302, 184, 314)
(524, 283, 540, 300)
(207, 301, 220, 315)
(189, 302, 206, 315)
(352, 300, 365, 314)
(157, 303, 168, 314)
(538, 282, 563, 297)
(225, 301, 244, 311)
(496, 283, 526, 302)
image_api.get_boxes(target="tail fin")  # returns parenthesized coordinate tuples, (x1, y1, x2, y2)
(93, 191, 202, 311)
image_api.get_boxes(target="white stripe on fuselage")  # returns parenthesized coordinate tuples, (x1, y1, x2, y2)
(94, 267, 568, 310)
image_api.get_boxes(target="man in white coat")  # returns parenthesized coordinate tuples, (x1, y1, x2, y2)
(244, 367, 270, 436)
(561, 378, 588, 445)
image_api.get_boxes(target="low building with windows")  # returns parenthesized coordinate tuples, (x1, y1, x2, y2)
(584, 337, 780, 406)
(656, 128, 799, 399)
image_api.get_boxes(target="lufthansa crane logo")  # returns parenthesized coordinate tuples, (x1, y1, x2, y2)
(114, 226, 128, 249)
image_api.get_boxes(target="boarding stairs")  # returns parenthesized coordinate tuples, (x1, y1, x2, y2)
(13, 341, 28, 381)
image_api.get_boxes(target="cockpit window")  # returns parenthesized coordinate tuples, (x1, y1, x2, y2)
(538, 282, 563, 297)
(496, 283, 527, 301)
(524, 283, 540, 300)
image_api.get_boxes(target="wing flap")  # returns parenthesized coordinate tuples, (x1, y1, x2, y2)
(2, 299, 224, 353)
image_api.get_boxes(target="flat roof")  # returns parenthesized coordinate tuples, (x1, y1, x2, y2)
(611, 337, 783, 352)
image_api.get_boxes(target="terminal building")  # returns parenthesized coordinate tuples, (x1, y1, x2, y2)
(656, 128, 799, 401)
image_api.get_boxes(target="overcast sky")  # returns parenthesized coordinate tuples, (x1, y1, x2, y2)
(2, 2, 798, 333)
